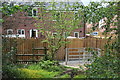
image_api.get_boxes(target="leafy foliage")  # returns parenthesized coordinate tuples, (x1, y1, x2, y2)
(1, 2, 29, 16)
(82, 2, 120, 78)
(28, 60, 65, 72)
(3, 65, 59, 78)
(35, 2, 84, 60)
(85, 54, 119, 78)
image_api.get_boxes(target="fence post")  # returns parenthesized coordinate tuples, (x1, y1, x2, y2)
(44, 47, 48, 60)
(65, 48, 68, 65)
(43, 42, 48, 60)
(32, 39, 35, 63)
(14, 39, 17, 64)
(96, 38, 97, 48)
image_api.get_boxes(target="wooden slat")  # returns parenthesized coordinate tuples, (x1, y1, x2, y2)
(3, 37, 115, 62)
(16, 60, 40, 62)
(68, 55, 83, 57)
(68, 58, 83, 60)
(16, 54, 45, 56)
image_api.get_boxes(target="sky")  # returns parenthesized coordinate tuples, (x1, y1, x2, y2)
(2, 0, 114, 6)
(81, 0, 112, 6)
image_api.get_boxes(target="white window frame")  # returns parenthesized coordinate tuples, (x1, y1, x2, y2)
(7, 29, 13, 34)
(32, 7, 38, 17)
(30, 29, 38, 38)
(17, 29, 25, 35)
(74, 32, 79, 38)
(99, 19, 104, 28)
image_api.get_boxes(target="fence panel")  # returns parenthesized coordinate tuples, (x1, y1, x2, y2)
(2, 37, 114, 62)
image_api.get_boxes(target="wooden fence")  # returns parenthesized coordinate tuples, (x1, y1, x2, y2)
(57, 37, 109, 60)
(2, 37, 114, 63)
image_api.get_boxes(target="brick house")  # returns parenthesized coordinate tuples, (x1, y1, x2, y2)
(2, 2, 86, 38)
(86, 17, 117, 38)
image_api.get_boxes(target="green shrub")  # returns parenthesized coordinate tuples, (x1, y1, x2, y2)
(38, 60, 65, 72)
(2, 64, 19, 78)
(85, 54, 120, 78)
(27, 60, 65, 72)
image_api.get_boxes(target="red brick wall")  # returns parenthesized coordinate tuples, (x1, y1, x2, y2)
(3, 8, 85, 38)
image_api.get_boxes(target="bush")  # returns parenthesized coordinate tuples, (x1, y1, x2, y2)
(38, 60, 64, 72)
(27, 60, 65, 72)
(2, 64, 19, 78)
(85, 54, 120, 78)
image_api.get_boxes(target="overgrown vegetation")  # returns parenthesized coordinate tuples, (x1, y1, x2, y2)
(82, 1, 120, 78)
(2, 1, 120, 79)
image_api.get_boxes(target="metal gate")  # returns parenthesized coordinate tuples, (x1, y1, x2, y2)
(65, 48, 101, 65)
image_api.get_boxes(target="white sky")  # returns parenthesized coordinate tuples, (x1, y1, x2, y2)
(2, 0, 116, 6)
(81, 0, 113, 6)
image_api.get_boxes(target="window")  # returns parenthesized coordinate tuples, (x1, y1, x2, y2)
(74, 32, 79, 38)
(32, 8, 38, 17)
(7, 29, 13, 34)
(17, 29, 25, 35)
(30, 29, 38, 38)
(99, 19, 104, 28)
(27, 7, 38, 17)
(80, 31, 82, 33)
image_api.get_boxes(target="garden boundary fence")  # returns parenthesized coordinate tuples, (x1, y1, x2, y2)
(2, 37, 114, 63)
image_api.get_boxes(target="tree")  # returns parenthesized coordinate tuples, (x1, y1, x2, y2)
(35, 2, 83, 60)
(79, 1, 119, 78)
(2, 2, 28, 15)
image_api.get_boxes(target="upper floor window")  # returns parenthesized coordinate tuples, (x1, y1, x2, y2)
(32, 8, 38, 17)
(7, 29, 13, 35)
(99, 19, 104, 28)
(17, 29, 25, 35)
(74, 32, 79, 38)
(27, 7, 38, 17)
